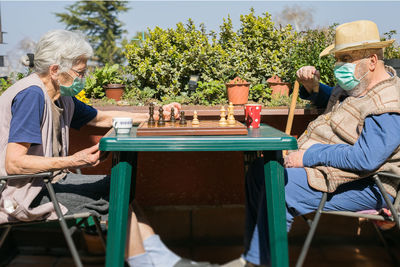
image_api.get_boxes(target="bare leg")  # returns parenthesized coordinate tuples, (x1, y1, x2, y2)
(132, 201, 181, 267)
(125, 207, 146, 258)
(132, 201, 156, 240)
(125, 205, 155, 266)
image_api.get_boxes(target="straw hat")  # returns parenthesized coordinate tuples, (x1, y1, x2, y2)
(320, 20, 395, 57)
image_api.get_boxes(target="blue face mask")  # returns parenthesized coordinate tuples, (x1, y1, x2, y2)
(60, 77, 85, 96)
(334, 60, 369, 91)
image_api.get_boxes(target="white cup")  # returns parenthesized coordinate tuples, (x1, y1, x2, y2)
(112, 117, 132, 134)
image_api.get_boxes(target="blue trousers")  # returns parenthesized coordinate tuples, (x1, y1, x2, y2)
(243, 158, 393, 265)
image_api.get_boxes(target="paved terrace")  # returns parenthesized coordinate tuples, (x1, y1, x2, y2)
(2, 209, 400, 266)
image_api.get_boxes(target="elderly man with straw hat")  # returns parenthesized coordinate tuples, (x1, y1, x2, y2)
(224, 20, 399, 267)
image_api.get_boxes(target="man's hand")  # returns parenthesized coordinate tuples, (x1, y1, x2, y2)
(70, 143, 101, 168)
(296, 66, 320, 93)
(284, 150, 305, 168)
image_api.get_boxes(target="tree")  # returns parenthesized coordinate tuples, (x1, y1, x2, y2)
(276, 4, 314, 32)
(55, 1, 129, 65)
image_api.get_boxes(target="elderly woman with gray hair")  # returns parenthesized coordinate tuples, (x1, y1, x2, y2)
(0, 29, 200, 266)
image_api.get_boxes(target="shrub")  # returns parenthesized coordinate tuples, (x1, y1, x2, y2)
(0, 78, 12, 95)
(122, 12, 398, 106)
(124, 10, 296, 104)
(125, 19, 215, 102)
(190, 80, 227, 105)
(288, 25, 337, 86)
(0, 72, 28, 96)
(226, 10, 296, 84)
(382, 30, 400, 59)
(249, 83, 272, 103)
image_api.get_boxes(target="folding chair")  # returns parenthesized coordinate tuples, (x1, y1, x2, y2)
(295, 172, 400, 267)
(0, 172, 107, 267)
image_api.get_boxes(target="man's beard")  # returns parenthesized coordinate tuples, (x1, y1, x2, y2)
(347, 63, 370, 97)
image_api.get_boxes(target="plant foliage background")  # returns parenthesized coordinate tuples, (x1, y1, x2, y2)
(123, 10, 337, 105)
(2, 8, 399, 106)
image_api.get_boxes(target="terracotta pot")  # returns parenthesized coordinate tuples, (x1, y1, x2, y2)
(267, 76, 290, 97)
(226, 77, 250, 105)
(104, 84, 125, 101)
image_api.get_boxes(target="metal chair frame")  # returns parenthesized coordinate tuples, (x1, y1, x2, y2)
(296, 172, 400, 267)
(0, 172, 107, 267)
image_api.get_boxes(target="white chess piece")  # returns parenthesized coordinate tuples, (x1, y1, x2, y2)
(192, 110, 200, 125)
(228, 102, 236, 126)
(219, 106, 227, 126)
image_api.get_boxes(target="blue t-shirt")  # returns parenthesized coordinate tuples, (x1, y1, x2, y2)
(300, 81, 400, 172)
(8, 86, 97, 145)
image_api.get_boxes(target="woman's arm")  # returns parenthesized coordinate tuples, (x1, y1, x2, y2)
(88, 102, 182, 128)
(5, 142, 102, 174)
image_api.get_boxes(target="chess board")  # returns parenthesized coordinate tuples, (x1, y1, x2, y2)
(136, 120, 248, 136)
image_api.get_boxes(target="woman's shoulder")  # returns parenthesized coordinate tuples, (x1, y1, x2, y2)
(17, 85, 45, 99)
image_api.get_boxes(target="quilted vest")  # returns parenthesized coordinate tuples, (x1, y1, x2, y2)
(298, 66, 400, 197)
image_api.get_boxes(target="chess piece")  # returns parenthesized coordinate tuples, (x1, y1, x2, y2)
(219, 106, 228, 126)
(192, 110, 200, 126)
(148, 103, 156, 126)
(170, 107, 176, 123)
(158, 107, 165, 126)
(179, 111, 187, 125)
(228, 102, 236, 126)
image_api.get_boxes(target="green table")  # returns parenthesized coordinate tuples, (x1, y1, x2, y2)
(99, 124, 297, 267)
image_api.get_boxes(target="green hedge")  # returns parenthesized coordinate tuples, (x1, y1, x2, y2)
(123, 10, 337, 104)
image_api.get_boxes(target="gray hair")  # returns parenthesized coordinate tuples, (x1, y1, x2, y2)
(33, 29, 93, 74)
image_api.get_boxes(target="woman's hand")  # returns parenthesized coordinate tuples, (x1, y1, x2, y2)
(70, 143, 101, 168)
(155, 102, 182, 120)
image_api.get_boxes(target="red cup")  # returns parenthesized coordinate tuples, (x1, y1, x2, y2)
(244, 104, 262, 128)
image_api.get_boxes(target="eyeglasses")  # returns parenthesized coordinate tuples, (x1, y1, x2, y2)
(71, 68, 87, 78)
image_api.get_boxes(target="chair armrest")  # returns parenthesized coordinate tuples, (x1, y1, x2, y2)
(0, 172, 53, 181)
(377, 172, 400, 180)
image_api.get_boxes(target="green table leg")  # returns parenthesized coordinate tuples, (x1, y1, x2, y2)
(263, 151, 289, 267)
(106, 152, 133, 267)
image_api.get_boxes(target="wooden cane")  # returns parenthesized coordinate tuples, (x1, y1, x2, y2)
(283, 80, 300, 157)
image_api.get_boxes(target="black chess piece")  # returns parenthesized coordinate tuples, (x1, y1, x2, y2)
(158, 106, 165, 126)
(170, 107, 176, 123)
(148, 103, 155, 126)
(179, 111, 187, 125)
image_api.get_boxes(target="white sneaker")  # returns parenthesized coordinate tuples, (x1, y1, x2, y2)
(222, 257, 246, 267)
(222, 257, 269, 267)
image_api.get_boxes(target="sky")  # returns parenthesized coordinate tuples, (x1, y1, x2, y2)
(0, 0, 400, 74)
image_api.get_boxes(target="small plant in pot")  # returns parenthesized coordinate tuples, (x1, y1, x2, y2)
(85, 64, 125, 101)
(225, 77, 250, 105)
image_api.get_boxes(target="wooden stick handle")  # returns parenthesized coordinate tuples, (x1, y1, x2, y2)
(285, 80, 300, 135)
(283, 80, 300, 157)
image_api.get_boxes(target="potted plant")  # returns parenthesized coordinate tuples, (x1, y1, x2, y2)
(225, 77, 250, 105)
(267, 75, 291, 97)
(85, 64, 125, 101)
